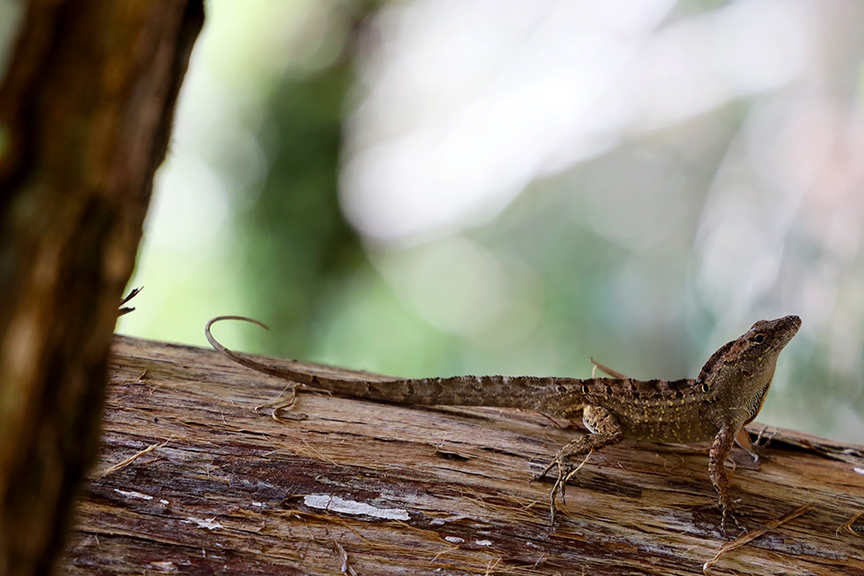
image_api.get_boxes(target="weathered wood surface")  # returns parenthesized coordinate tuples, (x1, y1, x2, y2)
(62, 335, 864, 575)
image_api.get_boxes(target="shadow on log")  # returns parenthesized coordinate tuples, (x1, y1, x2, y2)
(63, 335, 864, 575)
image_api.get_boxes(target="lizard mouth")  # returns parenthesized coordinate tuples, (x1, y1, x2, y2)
(784, 315, 802, 331)
(775, 315, 802, 345)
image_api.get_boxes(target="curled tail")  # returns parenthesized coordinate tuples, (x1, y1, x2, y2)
(205, 316, 313, 382)
(205, 316, 585, 413)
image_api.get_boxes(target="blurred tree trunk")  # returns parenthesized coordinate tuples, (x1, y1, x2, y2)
(0, 2, 202, 575)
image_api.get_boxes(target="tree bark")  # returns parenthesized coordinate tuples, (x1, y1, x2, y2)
(62, 335, 864, 575)
(0, 2, 203, 574)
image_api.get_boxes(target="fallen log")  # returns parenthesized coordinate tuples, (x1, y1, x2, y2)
(62, 335, 864, 575)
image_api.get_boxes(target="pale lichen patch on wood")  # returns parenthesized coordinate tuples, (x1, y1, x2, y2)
(303, 494, 410, 521)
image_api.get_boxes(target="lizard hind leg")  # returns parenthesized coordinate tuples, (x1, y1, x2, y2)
(535, 405, 624, 523)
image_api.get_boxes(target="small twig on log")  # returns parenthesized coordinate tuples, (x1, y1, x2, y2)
(837, 510, 864, 538)
(335, 541, 357, 576)
(703, 502, 814, 575)
(95, 438, 170, 479)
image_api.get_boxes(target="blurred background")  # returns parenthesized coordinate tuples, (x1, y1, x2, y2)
(4, 0, 863, 442)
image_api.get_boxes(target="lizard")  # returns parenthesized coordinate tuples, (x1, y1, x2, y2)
(205, 314, 801, 528)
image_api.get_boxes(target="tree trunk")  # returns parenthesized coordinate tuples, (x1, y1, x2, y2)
(0, 3, 203, 575)
(63, 335, 864, 575)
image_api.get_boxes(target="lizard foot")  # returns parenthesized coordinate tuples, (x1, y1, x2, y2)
(533, 450, 594, 524)
(718, 500, 747, 536)
(531, 417, 621, 524)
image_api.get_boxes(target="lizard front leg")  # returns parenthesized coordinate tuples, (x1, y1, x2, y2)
(536, 405, 624, 523)
(708, 424, 741, 531)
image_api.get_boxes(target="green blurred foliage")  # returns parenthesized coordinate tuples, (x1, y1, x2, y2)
(110, 0, 864, 443)
(238, 57, 364, 360)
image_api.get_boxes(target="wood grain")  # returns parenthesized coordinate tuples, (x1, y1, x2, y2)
(62, 335, 864, 575)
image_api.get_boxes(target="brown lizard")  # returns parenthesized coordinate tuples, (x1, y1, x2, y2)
(205, 314, 801, 528)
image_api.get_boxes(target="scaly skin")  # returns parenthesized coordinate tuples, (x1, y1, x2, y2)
(206, 314, 801, 528)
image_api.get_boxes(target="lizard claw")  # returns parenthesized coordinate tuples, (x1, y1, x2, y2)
(721, 513, 746, 536)
(532, 451, 594, 524)
(718, 500, 747, 536)
(532, 457, 565, 524)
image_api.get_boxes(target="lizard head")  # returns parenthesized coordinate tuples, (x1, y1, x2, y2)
(696, 315, 801, 411)
(740, 315, 802, 354)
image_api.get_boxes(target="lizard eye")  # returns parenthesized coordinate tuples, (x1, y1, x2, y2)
(753, 333, 765, 344)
